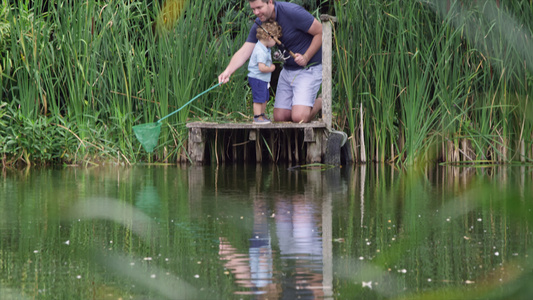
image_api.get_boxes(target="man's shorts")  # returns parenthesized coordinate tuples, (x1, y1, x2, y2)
(248, 77, 270, 104)
(274, 64, 322, 109)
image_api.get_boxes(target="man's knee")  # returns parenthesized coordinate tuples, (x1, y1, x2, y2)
(291, 108, 311, 123)
(274, 108, 292, 122)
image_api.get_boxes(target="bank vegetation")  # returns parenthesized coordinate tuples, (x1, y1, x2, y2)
(1, 0, 532, 167)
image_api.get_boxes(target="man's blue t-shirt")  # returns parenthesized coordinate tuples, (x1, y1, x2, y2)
(248, 42, 272, 82)
(246, 1, 322, 70)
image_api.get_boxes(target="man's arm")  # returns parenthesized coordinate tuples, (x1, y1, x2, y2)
(218, 42, 256, 83)
(294, 19, 322, 67)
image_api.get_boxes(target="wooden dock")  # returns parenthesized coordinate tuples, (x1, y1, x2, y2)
(186, 15, 338, 165)
(186, 120, 328, 164)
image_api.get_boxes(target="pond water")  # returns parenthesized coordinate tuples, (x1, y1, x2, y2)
(1, 164, 532, 299)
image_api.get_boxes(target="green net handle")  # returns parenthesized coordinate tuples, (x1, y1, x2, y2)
(158, 82, 221, 123)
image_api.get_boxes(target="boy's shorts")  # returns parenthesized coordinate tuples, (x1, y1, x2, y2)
(274, 64, 322, 109)
(248, 77, 270, 104)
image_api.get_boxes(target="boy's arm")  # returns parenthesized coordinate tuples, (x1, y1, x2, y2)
(258, 62, 275, 73)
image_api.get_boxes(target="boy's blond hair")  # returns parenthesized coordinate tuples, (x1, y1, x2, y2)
(256, 21, 282, 41)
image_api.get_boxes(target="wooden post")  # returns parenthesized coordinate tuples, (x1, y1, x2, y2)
(255, 129, 262, 163)
(321, 15, 336, 131)
(306, 129, 324, 163)
(188, 128, 205, 163)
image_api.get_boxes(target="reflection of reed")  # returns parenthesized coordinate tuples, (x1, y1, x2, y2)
(360, 165, 366, 228)
(322, 185, 334, 298)
(67, 196, 204, 299)
(4, 163, 533, 298)
(97, 250, 200, 299)
(339, 164, 533, 298)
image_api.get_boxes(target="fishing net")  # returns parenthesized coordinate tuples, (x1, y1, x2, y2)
(132, 83, 221, 153)
(133, 122, 162, 153)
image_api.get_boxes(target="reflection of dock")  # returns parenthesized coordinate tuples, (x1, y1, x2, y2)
(186, 15, 337, 165)
(189, 165, 337, 298)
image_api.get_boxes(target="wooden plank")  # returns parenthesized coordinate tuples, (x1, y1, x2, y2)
(295, 130, 299, 162)
(307, 129, 324, 163)
(187, 125, 328, 164)
(249, 130, 257, 141)
(189, 127, 204, 143)
(186, 120, 326, 130)
(188, 128, 205, 163)
(321, 14, 336, 131)
(255, 130, 262, 163)
(232, 134, 237, 162)
(304, 127, 315, 142)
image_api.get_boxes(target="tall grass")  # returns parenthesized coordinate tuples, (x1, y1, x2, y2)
(0, 0, 251, 166)
(332, 0, 533, 166)
(1, 0, 533, 166)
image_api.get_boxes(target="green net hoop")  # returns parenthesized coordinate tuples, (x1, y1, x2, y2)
(133, 122, 162, 153)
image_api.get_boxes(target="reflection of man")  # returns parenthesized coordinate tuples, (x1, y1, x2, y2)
(274, 195, 324, 299)
(218, 197, 275, 292)
(217, 194, 326, 298)
(275, 195, 323, 258)
(249, 197, 273, 288)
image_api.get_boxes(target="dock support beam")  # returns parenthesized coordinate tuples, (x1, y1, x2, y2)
(307, 129, 325, 163)
(188, 127, 205, 163)
(321, 15, 336, 132)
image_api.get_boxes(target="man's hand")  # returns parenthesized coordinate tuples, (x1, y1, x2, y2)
(294, 53, 310, 67)
(218, 71, 231, 84)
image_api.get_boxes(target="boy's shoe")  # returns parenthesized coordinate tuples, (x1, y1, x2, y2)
(253, 113, 271, 124)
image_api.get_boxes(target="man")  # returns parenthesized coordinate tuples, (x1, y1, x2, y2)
(218, 0, 323, 123)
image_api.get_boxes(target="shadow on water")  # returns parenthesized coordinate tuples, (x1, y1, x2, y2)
(1, 164, 532, 299)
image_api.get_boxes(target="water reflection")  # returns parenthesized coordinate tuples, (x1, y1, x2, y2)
(211, 165, 339, 299)
(274, 195, 325, 299)
(135, 182, 161, 219)
(249, 197, 273, 290)
(1, 165, 532, 299)
(217, 196, 275, 292)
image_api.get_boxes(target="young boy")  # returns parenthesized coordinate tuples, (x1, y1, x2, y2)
(247, 21, 282, 124)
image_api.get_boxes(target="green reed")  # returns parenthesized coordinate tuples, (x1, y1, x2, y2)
(0, 0, 243, 165)
(332, 0, 533, 165)
(2, 0, 533, 166)
(429, 0, 533, 164)
(332, 1, 354, 158)
(0, 1, 10, 103)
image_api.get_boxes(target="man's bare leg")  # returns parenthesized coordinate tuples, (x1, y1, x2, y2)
(291, 105, 312, 123)
(274, 96, 322, 123)
(310, 96, 322, 120)
(291, 96, 322, 123)
(273, 108, 292, 122)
